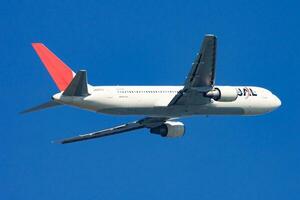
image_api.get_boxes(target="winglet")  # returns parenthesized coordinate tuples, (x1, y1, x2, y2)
(32, 43, 74, 91)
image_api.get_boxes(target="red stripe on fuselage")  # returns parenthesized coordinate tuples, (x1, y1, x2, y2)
(32, 43, 74, 91)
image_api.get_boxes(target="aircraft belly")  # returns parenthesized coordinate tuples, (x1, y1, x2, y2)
(97, 104, 245, 117)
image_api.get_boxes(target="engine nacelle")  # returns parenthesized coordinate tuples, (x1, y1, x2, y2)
(206, 86, 238, 102)
(150, 121, 185, 138)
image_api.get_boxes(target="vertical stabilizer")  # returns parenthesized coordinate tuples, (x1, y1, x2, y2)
(32, 43, 75, 91)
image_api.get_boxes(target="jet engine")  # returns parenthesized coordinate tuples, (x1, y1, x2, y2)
(205, 86, 238, 102)
(150, 121, 185, 137)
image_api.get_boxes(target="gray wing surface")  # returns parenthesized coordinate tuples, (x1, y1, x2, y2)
(184, 34, 217, 89)
(20, 101, 61, 114)
(57, 117, 168, 144)
(169, 34, 217, 105)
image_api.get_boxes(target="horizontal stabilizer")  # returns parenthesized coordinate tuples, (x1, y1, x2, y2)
(63, 70, 89, 96)
(20, 101, 61, 114)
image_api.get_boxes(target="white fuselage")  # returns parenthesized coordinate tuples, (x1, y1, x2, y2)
(53, 85, 281, 117)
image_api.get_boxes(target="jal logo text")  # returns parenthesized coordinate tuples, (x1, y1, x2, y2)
(237, 88, 257, 97)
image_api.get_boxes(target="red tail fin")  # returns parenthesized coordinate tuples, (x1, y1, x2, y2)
(32, 43, 74, 91)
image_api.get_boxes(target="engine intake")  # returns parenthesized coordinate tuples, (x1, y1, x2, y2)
(206, 86, 238, 102)
(150, 121, 185, 138)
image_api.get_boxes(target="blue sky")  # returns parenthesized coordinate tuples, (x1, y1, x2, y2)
(1, 0, 299, 199)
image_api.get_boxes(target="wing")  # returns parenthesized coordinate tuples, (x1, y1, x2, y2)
(184, 34, 217, 89)
(56, 117, 168, 144)
(169, 34, 217, 105)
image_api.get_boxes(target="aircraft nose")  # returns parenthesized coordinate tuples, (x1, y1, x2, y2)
(272, 95, 281, 108)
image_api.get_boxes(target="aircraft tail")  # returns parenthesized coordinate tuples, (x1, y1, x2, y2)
(20, 70, 90, 114)
(21, 44, 93, 114)
(32, 43, 75, 91)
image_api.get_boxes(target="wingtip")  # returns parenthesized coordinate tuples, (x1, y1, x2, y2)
(19, 110, 27, 115)
(205, 34, 216, 37)
(19, 108, 34, 114)
(51, 140, 63, 144)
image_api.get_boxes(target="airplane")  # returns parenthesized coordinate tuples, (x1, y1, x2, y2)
(21, 34, 281, 144)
